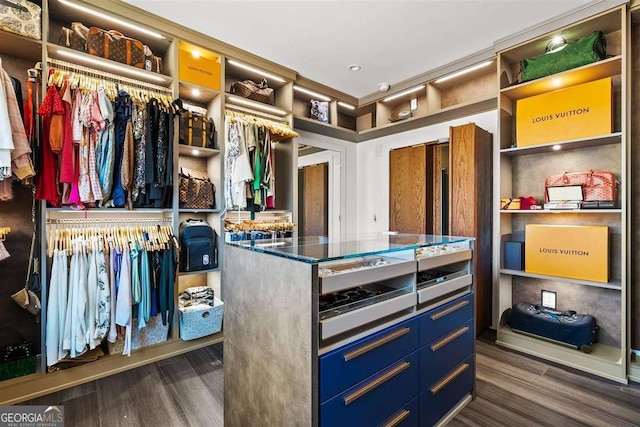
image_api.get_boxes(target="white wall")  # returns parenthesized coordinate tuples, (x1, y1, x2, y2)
(356, 111, 498, 234)
(294, 130, 358, 236)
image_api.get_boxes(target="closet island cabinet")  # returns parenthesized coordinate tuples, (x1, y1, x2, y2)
(223, 233, 476, 427)
(494, 5, 628, 383)
(0, 0, 302, 404)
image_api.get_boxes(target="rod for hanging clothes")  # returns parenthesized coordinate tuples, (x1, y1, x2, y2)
(225, 105, 287, 123)
(224, 107, 300, 139)
(47, 217, 172, 225)
(47, 58, 173, 94)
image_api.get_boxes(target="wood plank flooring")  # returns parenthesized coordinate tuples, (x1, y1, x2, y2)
(26, 337, 640, 426)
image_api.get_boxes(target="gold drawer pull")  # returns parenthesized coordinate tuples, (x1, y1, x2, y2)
(430, 326, 469, 352)
(344, 361, 411, 405)
(384, 409, 411, 427)
(430, 363, 470, 395)
(343, 327, 411, 362)
(430, 300, 469, 321)
(383, 409, 411, 427)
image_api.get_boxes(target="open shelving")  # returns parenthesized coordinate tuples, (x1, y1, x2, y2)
(494, 4, 628, 383)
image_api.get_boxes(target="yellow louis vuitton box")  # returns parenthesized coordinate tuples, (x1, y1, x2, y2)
(525, 224, 609, 283)
(179, 42, 221, 91)
(516, 78, 612, 147)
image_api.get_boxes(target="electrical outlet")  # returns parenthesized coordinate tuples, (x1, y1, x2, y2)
(541, 290, 557, 309)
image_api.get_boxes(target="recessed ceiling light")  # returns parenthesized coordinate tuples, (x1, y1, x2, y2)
(349, 65, 361, 72)
(378, 83, 390, 92)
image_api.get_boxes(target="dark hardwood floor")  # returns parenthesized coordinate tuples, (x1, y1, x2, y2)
(27, 337, 640, 426)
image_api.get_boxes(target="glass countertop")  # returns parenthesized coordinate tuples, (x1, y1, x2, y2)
(227, 232, 473, 263)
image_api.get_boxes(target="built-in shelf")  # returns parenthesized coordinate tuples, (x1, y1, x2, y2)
(496, 327, 623, 383)
(179, 81, 220, 104)
(179, 209, 220, 214)
(358, 96, 497, 142)
(225, 93, 291, 117)
(179, 268, 219, 276)
(0, 31, 42, 61)
(500, 269, 622, 290)
(293, 115, 358, 142)
(500, 132, 622, 155)
(47, 208, 173, 213)
(178, 145, 220, 158)
(47, 44, 174, 87)
(500, 209, 621, 214)
(500, 56, 621, 100)
(0, 331, 223, 405)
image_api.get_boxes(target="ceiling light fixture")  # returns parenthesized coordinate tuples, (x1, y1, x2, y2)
(226, 94, 288, 115)
(227, 59, 286, 83)
(58, 0, 165, 39)
(378, 82, 390, 92)
(434, 60, 493, 84)
(349, 65, 361, 72)
(293, 86, 331, 101)
(338, 101, 355, 110)
(56, 49, 168, 82)
(382, 85, 425, 102)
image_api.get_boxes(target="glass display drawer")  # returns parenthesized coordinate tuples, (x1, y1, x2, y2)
(319, 256, 416, 294)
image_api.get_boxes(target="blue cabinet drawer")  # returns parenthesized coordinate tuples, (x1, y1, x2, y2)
(321, 351, 420, 427)
(419, 355, 474, 427)
(320, 317, 419, 402)
(420, 319, 473, 391)
(419, 294, 473, 347)
(377, 396, 420, 427)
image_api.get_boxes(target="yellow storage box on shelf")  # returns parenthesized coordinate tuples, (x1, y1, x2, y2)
(524, 224, 609, 283)
(516, 78, 612, 147)
(179, 41, 221, 90)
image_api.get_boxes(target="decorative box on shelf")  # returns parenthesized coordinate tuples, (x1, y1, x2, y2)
(516, 78, 613, 147)
(179, 297, 224, 340)
(525, 224, 609, 283)
(107, 314, 170, 355)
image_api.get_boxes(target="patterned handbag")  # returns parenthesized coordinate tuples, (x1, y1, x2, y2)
(57, 22, 88, 52)
(143, 45, 163, 74)
(179, 167, 216, 209)
(231, 79, 275, 105)
(544, 170, 617, 202)
(0, 0, 41, 40)
(87, 27, 145, 68)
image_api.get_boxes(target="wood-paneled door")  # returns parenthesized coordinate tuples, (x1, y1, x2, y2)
(449, 123, 493, 335)
(300, 163, 328, 237)
(389, 145, 428, 234)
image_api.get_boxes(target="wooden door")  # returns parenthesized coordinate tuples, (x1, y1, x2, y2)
(301, 163, 328, 237)
(449, 123, 493, 335)
(389, 145, 427, 233)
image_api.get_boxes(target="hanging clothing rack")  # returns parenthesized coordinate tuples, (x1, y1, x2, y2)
(46, 58, 174, 105)
(224, 107, 299, 139)
(47, 217, 172, 225)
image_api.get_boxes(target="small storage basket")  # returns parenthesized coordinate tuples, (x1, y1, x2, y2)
(179, 297, 223, 340)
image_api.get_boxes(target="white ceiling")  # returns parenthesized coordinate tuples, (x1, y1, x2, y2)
(126, 0, 593, 99)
